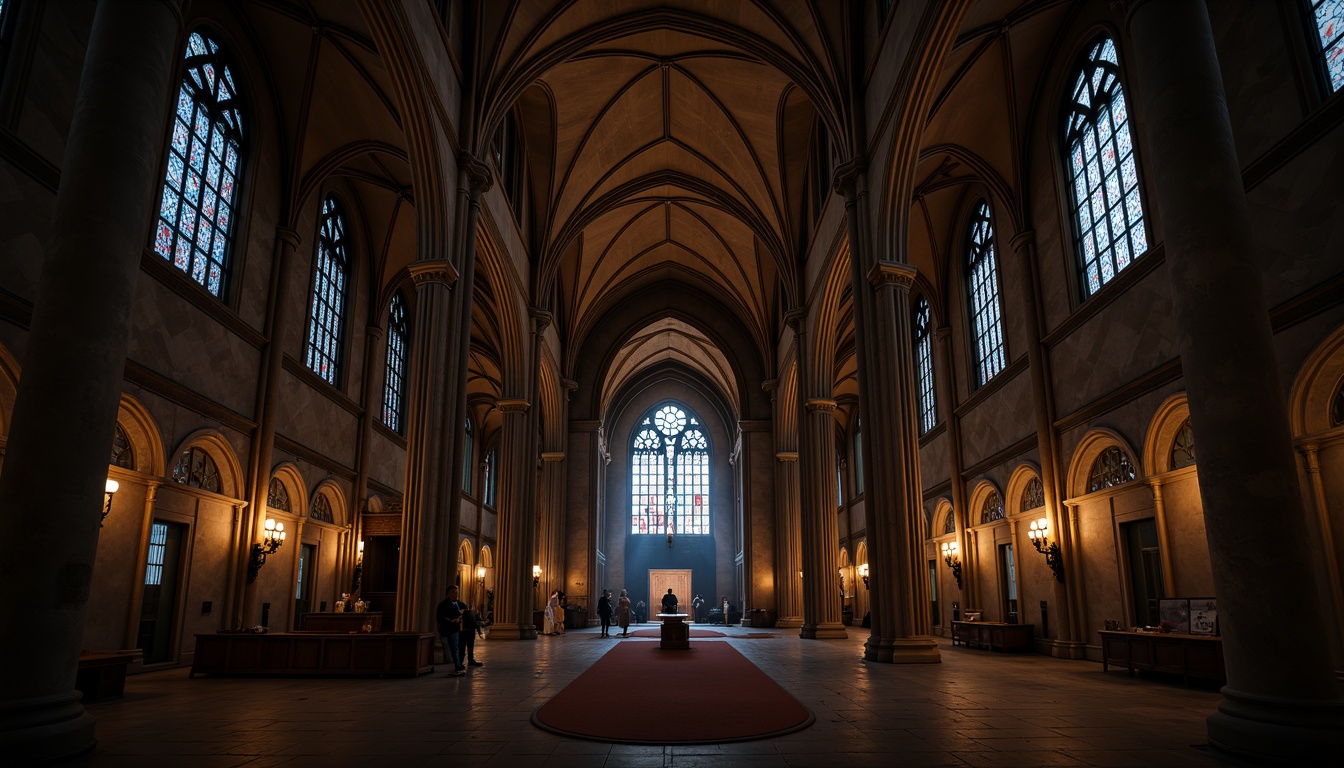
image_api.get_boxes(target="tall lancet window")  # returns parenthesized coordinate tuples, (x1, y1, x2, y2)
(1307, 0, 1344, 92)
(630, 403, 711, 536)
(305, 197, 349, 386)
(1064, 35, 1148, 297)
(382, 292, 409, 433)
(152, 31, 244, 298)
(913, 295, 936, 433)
(966, 201, 1006, 386)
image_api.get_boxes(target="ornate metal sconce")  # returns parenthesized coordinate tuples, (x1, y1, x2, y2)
(532, 564, 542, 589)
(246, 518, 286, 582)
(100, 478, 119, 527)
(941, 541, 963, 589)
(477, 565, 486, 590)
(1028, 517, 1065, 582)
(858, 563, 869, 590)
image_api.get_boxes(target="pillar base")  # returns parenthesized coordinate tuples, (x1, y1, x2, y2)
(774, 617, 803, 629)
(864, 636, 942, 664)
(1206, 687, 1344, 764)
(0, 690, 96, 764)
(1046, 639, 1089, 659)
(799, 622, 848, 639)
(484, 624, 537, 641)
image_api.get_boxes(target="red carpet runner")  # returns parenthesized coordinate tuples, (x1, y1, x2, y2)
(532, 641, 813, 744)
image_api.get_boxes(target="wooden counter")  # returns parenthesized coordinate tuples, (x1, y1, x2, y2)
(190, 631, 434, 678)
(951, 621, 1034, 652)
(1098, 630, 1224, 686)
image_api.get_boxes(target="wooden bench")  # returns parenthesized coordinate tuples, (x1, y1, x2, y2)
(951, 621, 1034, 652)
(77, 650, 141, 702)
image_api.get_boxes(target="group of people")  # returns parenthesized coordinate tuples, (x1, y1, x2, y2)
(435, 585, 485, 677)
(542, 590, 567, 635)
(595, 588, 635, 637)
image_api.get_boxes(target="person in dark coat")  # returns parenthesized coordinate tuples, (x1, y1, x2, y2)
(435, 585, 467, 676)
(661, 588, 679, 614)
(616, 590, 632, 637)
(597, 589, 614, 637)
(462, 604, 484, 666)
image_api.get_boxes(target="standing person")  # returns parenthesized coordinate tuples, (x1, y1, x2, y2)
(692, 594, 705, 623)
(542, 591, 559, 634)
(462, 604, 484, 667)
(435, 585, 467, 677)
(597, 589, 614, 637)
(721, 596, 732, 626)
(557, 591, 567, 635)
(661, 587, 679, 614)
(616, 589, 632, 637)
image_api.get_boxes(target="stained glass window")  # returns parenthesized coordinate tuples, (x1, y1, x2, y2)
(1170, 419, 1197, 469)
(942, 508, 957, 535)
(1309, 0, 1344, 92)
(111, 423, 135, 468)
(1064, 35, 1148, 298)
(310, 494, 333, 523)
(1021, 477, 1045, 512)
(966, 201, 1006, 386)
(152, 31, 243, 299)
(630, 403, 711, 535)
(382, 292, 409, 434)
(914, 296, 936, 434)
(267, 477, 290, 511)
(462, 417, 474, 494)
(304, 197, 349, 386)
(1089, 446, 1136, 492)
(980, 491, 1005, 524)
(484, 447, 497, 507)
(171, 446, 220, 492)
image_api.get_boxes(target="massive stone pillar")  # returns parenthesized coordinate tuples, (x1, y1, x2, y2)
(764, 378, 803, 628)
(489, 397, 538, 640)
(835, 162, 938, 663)
(1127, 0, 1344, 760)
(0, 1, 182, 760)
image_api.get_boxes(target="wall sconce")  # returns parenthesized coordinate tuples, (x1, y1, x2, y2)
(100, 478, 119, 527)
(941, 541, 963, 589)
(477, 565, 486, 589)
(837, 566, 846, 596)
(858, 563, 869, 590)
(1028, 517, 1065, 583)
(533, 564, 541, 588)
(246, 518, 287, 583)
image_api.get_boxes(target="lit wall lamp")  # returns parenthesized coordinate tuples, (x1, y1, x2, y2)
(100, 478, 119, 527)
(533, 565, 542, 589)
(1028, 517, 1065, 583)
(858, 563, 869, 590)
(477, 565, 486, 590)
(246, 518, 287, 582)
(941, 541, 963, 589)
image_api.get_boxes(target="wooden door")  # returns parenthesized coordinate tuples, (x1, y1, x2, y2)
(648, 569, 691, 620)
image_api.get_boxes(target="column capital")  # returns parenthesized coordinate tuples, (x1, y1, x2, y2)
(460, 152, 494, 201)
(275, 227, 302, 249)
(561, 379, 578, 401)
(530, 308, 553, 333)
(831, 156, 868, 200)
(805, 398, 838, 413)
(762, 378, 778, 396)
(408, 259, 459, 288)
(1009, 229, 1036, 253)
(541, 451, 565, 463)
(867, 261, 918, 292)
(365, 324, 384, 340)
(784, 307, 808, 332)
(496, 398, 530, 414)
(776, 451, 799, 462)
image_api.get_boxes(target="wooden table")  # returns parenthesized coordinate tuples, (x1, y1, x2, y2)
(190, 631, 435, 678)
(1098, 630, 1224, 686)
(951, 621, 1034, 652)
(656, 613, 690, 650)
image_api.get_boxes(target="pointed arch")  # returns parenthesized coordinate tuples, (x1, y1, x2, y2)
(167, 430, 245, 500)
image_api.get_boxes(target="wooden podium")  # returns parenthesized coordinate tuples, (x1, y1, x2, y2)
(657, 613, 690, 650)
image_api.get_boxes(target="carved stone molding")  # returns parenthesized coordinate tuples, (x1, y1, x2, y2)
(530, 308, 553, 333)
(784, 307, 808, 332)
(496, 398, 530, 414)
(805, 398, 838, 413)
(776, 451, 799, 462)
(460, 151, 494, 200)
(408, 260, 459, 288)
(832, 156, 868, 199)
(867, 261, 918, 292)
(541, 451, 565, 463)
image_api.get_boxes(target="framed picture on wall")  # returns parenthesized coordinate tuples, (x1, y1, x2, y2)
(1158, 598, 1189, 634)
(1188, 597, 1217, 636)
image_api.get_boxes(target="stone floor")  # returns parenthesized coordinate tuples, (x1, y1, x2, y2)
(71, 625, 1248, 767)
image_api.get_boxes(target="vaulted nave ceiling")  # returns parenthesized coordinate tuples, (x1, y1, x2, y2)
(475, 1, 850, 391)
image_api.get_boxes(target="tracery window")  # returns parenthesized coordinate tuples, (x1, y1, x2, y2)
(171, 447, 220, 492)
(382, 292, 409, 434)
(966, 201, 1006, 386)
(462, 418, 474, 494)
(1308, 0, 1344, 92)
(1089, 446, 1136, 492)
(310, 494, 333, 523)
(152, 31, 243, 299)
(304, 197, 349, 385)
(267, 477, 290, 511)
(1170, 419, 1197, 469)
(1021, 477, 1045, 512)
(980, 491, 1005, 524)
(111, 424, 134, 468)
(630, 403, 711, 536)
(1064, 35, 1148, 297)
(942, 508, 957, 536)
(914, 296, 936, 433)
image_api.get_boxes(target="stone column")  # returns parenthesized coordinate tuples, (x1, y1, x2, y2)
(395, 259, 458, 630)
(933, 327, 974, 607)
(489, 398, 538, 640)
(348, 323, 382, 594)
(1146, 480, 1176, 596)
(1127, 1, 1344, 759)
(1009, 231, 1084, 655)
(0, 0, 182, 760)
(774, 450, 803, 629)
(799, 397, 847, 639)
